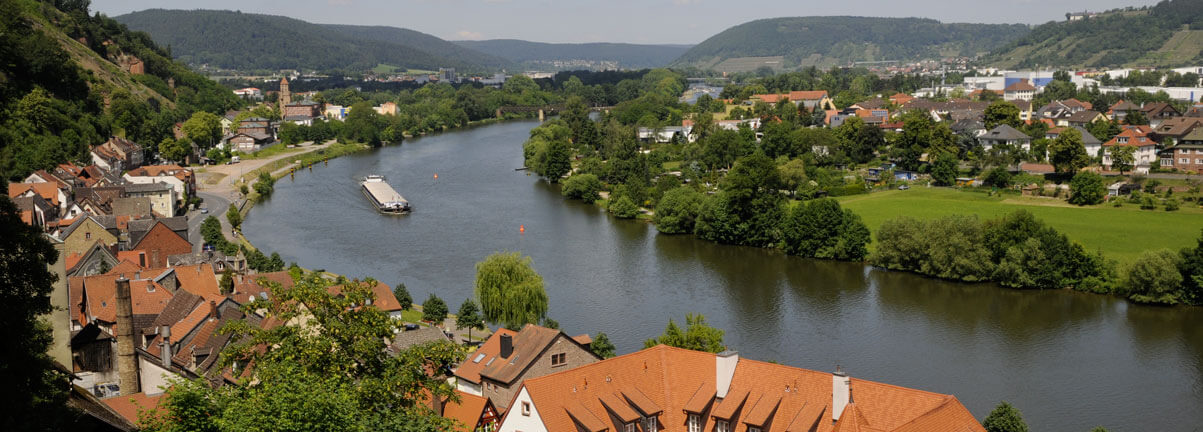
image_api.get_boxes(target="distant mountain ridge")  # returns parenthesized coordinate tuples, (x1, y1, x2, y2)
(984, 0, 1203, 69)
(453, 39, 692, 69)
(672, 16, 1030, 72)
(114, 9, 508, 72)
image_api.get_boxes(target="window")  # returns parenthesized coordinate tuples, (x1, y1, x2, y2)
(624, 423, 636, 432)
(749, 428, 762, 432)
(85, 232, 91, 240)
(551, 353, 567, 366)
(1183, 158, 1191, 164)
(688, 414, 701, 432)
(715, 420, 729, 432)
(521, 402, 531, 416)
(1197, 159, 1203, 164)
(642, 416, 658, 432)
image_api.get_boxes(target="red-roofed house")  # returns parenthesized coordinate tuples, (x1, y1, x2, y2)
(1003, 79, 1037, 101)
(1103, 125, 1159, 173)
(496, 345, 985, 432)
(454, 324, 600, 411)
(129, 221, 192, 269)
(443, 390, 501, 432)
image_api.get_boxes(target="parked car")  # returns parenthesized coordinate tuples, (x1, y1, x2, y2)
(200, 207, 209, 214)
(898, 185, 910, 190)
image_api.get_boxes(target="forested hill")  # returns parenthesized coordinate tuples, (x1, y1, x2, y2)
(985, 0, 1203, 69)
(453, 39, 692, 69)
(671, 16, 1030, 72)
(319, 25, 511, 70)
(114, 9, 506, 73)
(0, 0, 239, 181)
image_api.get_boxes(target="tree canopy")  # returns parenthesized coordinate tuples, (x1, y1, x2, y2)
(644, 313, 726, 353)
(474, 252, 548, 330)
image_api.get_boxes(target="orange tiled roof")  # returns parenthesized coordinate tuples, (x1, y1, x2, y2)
(172, 263, 223, 301)
(327, 280, 402, 312)
(512, 345, 984, 432)
(454, 328, 518, 384)
(788, 90, 829, 101)
(73, 272, 173, 325)
(444, 390, 492, 432)
(101, 392, 162, 425)
(1105, 125, 1157, 147)
(753, 94, 784, 104)
(8, 182, 62, 206)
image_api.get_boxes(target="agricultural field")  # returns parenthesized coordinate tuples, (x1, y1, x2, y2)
(837, 187, 1203, 264)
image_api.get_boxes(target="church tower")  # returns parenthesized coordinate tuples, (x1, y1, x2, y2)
(279, 76, 291, 119)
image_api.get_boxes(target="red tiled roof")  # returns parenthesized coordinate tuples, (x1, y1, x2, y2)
(172, 263, 222, 301)
(788, 90, 829, 101)
(8, 182, 62, 206)
(74, 272, 173, 324)
(512, 346, 984, 432)
(454, 328, 518, 384)
(101, 392, 162, 425)
(1004, 79, 1036, 92)
(443, 390, 493, 432)
(1105, 125, 1158, 147)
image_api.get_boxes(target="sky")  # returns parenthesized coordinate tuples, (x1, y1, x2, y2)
(92, 0, 1162, 45)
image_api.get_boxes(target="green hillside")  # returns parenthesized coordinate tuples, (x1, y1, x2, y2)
(114, 9, 498, 73)
(453, 39, 691, 69)
(672, 16, 1030, 72)
(985, 0, 1203, 68)
(1, 0, 239, 180)
(322, 25, 512, 70)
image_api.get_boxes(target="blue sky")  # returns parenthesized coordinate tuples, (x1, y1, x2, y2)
(92, 0, 1161, 44)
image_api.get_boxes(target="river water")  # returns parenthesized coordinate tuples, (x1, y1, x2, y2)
(244, 119, 1203, 431)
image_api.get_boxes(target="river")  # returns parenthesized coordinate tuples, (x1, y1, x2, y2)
(243, 119, 1203, 432)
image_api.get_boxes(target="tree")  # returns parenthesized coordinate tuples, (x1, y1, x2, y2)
(984, 166, 1013, 188)
(474, 252, 548, 330)
(0, 195, 73, 430)
(1123, 111, 1149, 126)
(456, 299, 484, 341)
(1109, 145, 1135, 174)
(1126, 249, 1183, 305)
(142, 275, 464, 431)
(982, 401, 1029, 432)
(590, 333, 617, 359)
(226, 203, 242, 230)
(182, 111, 222, 148)
(781, 198, 870, 261)
(422, 294, 448, 324)
(653, 186, 706, 234)
(1048, 127, 1090, 174)
(159, 137, 192, 163)
(1177, 230, 1203, 306)
(644, 314, 725, 353)
(777, 159, 808, 196)
(1069, 171, 1105, 205)
(931, 152, 958, 186)
(393, 283, 412, 310)
(609, 195, 639, 219)
(345, 101, 385, 146)
(219, 269, 234, 294)
(543, 138, 573, 183)
(561, 174, 602, 203)
(983, 101, 1023, 130)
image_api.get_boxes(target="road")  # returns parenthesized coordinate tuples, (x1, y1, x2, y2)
(190, 191, 230, 253)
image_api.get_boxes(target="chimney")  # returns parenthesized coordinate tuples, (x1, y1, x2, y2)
(499, 334, 513, 359)
(208, 300, 219, 320)
(832, 366, 851, 422)
(159, 325, 172, 368)
(715, 351, 739, 398)
(115, 277, 140, 395)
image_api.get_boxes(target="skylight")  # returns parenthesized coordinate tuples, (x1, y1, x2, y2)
(473, 353, 486, 363)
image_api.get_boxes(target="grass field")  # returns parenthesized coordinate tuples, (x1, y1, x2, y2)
(836, 188, 1203, 264)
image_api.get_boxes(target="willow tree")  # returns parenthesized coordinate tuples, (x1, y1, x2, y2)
(474, 252, 548, 330)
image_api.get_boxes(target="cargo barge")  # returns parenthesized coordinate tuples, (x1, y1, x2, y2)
(361, 175, 410, 214)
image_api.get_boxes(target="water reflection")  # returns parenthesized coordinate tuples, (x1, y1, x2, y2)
(243, 119, 1203, 432)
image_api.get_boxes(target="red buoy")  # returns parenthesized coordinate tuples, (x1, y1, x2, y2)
(519, 224, 525, 233)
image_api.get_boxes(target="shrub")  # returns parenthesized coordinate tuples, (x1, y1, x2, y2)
(781, 198, 870, 261)
(653, 187, 706, 234)
(1068, 171, 1105, 205)
(984, 166, 1012, 188)
(1165, 197, 1180, 211)
(609, 195, 639, 219)
(1140, 195, 1157, 210)
(561, 174, 602, 203)
(1126, 249, 1184, 304)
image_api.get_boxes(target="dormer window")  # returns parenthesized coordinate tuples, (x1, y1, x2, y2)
(624, 423, 636, 432)
(642, 416, 658, 432)
(715, 420, 729, 432)
(688, 414, 701, 432)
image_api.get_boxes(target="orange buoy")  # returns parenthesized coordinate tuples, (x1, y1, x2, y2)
(433, 173, 438, 179)
(519, 224, 525, 233)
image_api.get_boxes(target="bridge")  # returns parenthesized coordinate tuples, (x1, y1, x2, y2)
(495, 105, 613, 121)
